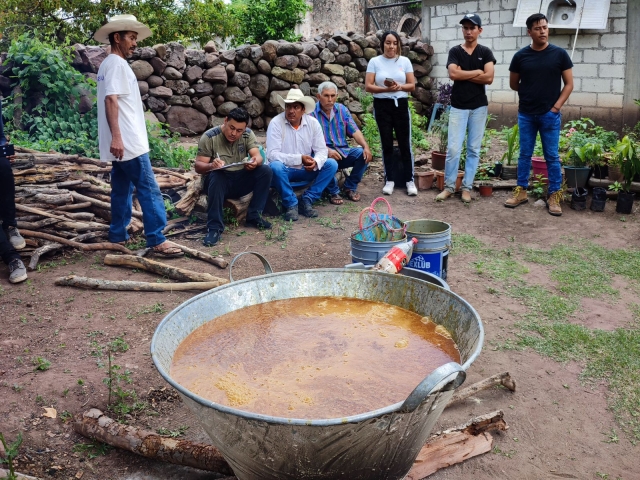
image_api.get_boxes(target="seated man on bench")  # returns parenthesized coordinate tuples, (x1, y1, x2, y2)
(310, 81, 372, 202)
(266, 89, 338, 221)
(195, 107, 273, 247)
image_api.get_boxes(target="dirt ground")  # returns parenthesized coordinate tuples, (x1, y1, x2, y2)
(1, 158, 639, 480)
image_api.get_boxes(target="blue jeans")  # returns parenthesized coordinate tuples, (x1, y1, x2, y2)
(327, 147, 368, 193)
(270, 159, 339, 209)
(110, 153, 167, 247)
(444, 106, 487, 192)
(517, 111, 562, 194)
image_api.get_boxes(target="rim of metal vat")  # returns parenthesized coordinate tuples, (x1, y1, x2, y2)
(345, 262, 451, 290)
(151, 268, 484, 426)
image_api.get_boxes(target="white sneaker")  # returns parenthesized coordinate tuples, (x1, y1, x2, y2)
(382, 181, 394, 195)
(406, 181, 418, 196)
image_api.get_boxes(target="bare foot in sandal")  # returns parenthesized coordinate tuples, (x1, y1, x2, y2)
(330, 194, 344, 205)
(343, 189, 361, 202)
(152, 241, 184, 258)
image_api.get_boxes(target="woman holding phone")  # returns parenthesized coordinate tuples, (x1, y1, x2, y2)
(365, 30, 416, 196)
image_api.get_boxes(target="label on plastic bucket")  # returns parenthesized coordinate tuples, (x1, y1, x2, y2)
(408, 250, 448, 279)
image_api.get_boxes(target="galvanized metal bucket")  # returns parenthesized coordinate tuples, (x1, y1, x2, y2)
(151, 267, 483, 480)
(405, 219, 452, 279)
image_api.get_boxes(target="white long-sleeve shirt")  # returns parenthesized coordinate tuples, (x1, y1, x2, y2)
(266, 113, 328, 170)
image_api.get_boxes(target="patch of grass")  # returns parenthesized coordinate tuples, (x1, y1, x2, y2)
(140, 303, 166, 314)
(508, 285, 579, 323)
(451, 233, 485, 255)
(73, 440, 112, 459)
(156, 426, 189, 438)
(32, 357, 51, 371)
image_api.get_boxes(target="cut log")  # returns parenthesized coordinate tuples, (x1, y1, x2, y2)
(70, 191, 143, 219)
(405, 410, 508, 480)
(70, 232, 107, 242)
(447, 372, 516, 406)
(28, 243, 64, 271)
(175, 176, 203, 216)
(177, 244, 228, 269)
(103, 254, 228, 284)
(31, 192, 73, 205)
(72, 409, 233, 475)
(55, 201, 92, 211)
(55, 275, 225, 291)
(17, 218, 61, 230)
(54, 211, 95, 221)
(224, 193, 252, 224)
(19, 230, 131, 254)
(152, 167, 192, 181)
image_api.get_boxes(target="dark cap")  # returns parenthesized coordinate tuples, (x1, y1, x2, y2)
(460, 13, 482, 27)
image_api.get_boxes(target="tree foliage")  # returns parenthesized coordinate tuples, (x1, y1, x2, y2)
(0, 0, 237, 48)
(231, 0, 311, 45)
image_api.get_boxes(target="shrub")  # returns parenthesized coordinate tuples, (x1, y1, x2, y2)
(231, 0, 311, 45)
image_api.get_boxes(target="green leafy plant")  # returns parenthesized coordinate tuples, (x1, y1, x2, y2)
(431, 110, 449, 154)
(4, 34, 98, 157)
(608, 181, 623, 193)
(147, 122, 197, 169)
(73, 440, 112, 459)
(0, 432, 23, 480)
(409, 101, 430, 151)
(356, 89, 381, 157)
(32, 356, 51, 371)
(103, 351, 145, 418)
(501, 124, 519, 166)
(475, 164, 494, 184)
(572, 142, 604, 168)
(561, 117, 618, 165)
(611, 136, 640, 192)
(231, 0, 311, 44)
(531, 174, 548, 199)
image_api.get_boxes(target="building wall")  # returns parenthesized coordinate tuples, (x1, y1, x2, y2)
(426, 0, 628, 131)
(297, 0, 365, 39)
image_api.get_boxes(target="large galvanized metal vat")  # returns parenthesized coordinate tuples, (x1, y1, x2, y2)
(151, 268, 483, 480)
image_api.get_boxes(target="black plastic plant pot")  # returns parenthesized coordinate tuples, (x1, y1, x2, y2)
(570, 187, 588, 211)
(591, 165, 608, 179)
(492, 163, 503, 178)
(590, 187, 607, 212)
(616, 191, 635, 214)
(564, 166, 591, 189)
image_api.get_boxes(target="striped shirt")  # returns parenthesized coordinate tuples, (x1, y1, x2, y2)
(310, 102, 359, 158)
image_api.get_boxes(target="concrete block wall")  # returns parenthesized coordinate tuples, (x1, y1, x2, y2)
(427, 0, 628, 131)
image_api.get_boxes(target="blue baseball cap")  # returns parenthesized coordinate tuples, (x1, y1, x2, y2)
(460, 13, 482, 27)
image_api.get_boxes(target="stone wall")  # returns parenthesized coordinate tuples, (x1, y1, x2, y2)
(3, 32, 434, 135)
(426, 0, 628, 131)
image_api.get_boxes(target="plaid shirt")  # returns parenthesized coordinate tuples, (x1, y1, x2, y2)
(310, 102, 359, 158)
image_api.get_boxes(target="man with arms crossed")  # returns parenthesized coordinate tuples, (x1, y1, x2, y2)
(505, 13, 573, 216)
(94, 15, 182, 256)
(194, 107, 272, 247)
(311, 81, 372, 202)
(436, 13, 495, 204)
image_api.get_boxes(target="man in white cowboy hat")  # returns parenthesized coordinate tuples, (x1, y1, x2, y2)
(266, 89, 338, 221)
(93, 15, 183, 257)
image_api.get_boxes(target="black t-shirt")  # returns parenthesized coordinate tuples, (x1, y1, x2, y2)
(447, 44, 496, 110)
(509, 44, 573, 115)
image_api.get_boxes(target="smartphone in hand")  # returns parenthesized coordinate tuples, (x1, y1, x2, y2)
(384, 78, 396, 87)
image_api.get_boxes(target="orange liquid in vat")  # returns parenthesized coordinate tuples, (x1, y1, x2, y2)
(170, 297, 460, 418)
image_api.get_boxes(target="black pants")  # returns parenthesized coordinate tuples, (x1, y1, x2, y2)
(373, 97, 414, 183)
(0, 156, 17, 228)
(0, 222, 20, 265)
(203, 164, 273, 232)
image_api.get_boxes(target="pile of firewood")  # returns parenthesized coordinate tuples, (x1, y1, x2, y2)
(11, 146, 208, 271)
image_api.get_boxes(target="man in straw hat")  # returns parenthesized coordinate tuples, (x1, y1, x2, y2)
(266, 89, 338, 221)
(94, 15, 183, 257)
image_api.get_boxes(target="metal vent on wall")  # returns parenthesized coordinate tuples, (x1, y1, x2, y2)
(513, 0, 612, 30)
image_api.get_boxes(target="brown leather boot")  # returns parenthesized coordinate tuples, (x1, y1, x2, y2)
(547, 191, 563, 216)
(435, 190, 453, 201)
(504, 186, 528, 208)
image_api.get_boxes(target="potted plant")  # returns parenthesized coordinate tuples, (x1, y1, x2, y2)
(430, 110, 448, 170)
(564, 142, 600, 189)
(475, 164, 494, 197)
(500, 124, 519, 180)
(611, 136, 639, 214)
